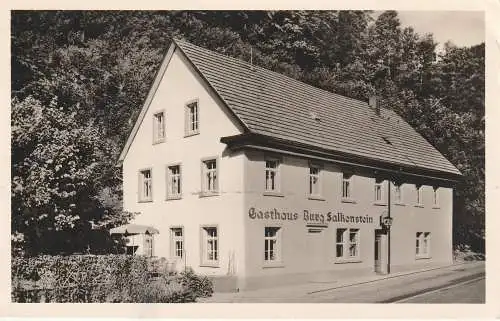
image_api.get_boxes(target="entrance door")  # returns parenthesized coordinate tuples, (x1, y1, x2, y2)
(307, 227, 326, 271)
(374, 229, 387, 274)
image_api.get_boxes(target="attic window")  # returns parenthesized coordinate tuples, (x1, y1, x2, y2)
(382, 136, 392, 145)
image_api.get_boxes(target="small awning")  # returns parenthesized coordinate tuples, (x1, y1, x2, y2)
(110, 224, 160, 235)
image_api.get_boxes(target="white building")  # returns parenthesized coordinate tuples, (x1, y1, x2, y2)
(116, 39, 462, 291)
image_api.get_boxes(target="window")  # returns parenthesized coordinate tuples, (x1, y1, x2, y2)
(167, 165, 182, 199)
(374, 178, 384, 203)
(416, 232, 431, 257)
(336, 228, 359, 260)
(153, 111, 165, 143)
(265, 159, 280, 193)
(170, 228, 184, 258)
(264, 227, 281, 263)
(433, 187, 439, 207)
(201, 159, 218, 194)
(394, 184, 403, 204)
(342, 173, 353, 199)
(143, 234, 154, 257)
(139, 169, 152, 202)
(416, 185, 423, 205)
(309, 165, 321, 196)
(201, 227, 218, 265)
(185, 100, 199, 136)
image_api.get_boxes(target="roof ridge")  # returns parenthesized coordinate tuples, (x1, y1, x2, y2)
(173, 38, 376, 111)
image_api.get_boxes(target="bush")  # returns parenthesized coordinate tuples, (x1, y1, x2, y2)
(11, 255, 213, 302)
(178, 267, 214, 298)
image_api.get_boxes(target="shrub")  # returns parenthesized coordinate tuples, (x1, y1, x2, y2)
(178, 267, 214, 298)
(11, 255, 212, 302)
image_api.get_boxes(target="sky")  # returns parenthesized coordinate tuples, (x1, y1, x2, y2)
(395, 11, 485, 48)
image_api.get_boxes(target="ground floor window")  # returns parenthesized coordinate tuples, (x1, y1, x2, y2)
(143, 234, 154, 257)
(416, 232, 431, 257)
(264, 227, 282, 262)
(201, 226, 218, 265)
(170, 227, 184, 258)
(336, 228, 360, 260)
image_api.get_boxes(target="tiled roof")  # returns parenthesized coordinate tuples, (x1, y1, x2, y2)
(174, 39, 461, 177)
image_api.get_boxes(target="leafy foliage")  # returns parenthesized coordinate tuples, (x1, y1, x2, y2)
(11, 10, 484, 253)
(11, 255, 211, 302)
(178, 267, 214, 298)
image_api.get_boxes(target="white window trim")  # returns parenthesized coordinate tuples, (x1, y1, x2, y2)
(341, 172, 356, 203)
(143, 233, 154, 257)
(138, 168, 153, 202)
(308, 163, 324, 200)
(373, 178, 386, 205)
(170, 226, 184, 259)
(263, 226, 284, 268)
(432, 187, 440, 209)
(415, 185, 424, 207)
(200, 157, 219, 197)
(185, 98, 200, 137)
(263, 157, 283, 197)
(416, 232, 431, 259)
(166, 163, 182, 200)
(335, 228, 361, 263)
(394, 183, 405, 206)
(152, 110, 166, 144)
(200, 225, 219, 267)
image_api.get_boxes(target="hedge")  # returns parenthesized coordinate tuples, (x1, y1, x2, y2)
(11, 255, 213, 303)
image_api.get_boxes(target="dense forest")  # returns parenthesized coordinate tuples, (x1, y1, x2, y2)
(11, 11, 485, 255)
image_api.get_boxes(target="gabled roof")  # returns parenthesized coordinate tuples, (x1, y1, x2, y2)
(119, 38, 461, 180)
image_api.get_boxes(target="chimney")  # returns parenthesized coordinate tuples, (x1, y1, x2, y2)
(369, 96, 380, 116)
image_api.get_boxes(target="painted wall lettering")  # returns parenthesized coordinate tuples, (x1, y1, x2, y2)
(248, 208, 374, 224)
(248, 207, 299, 221)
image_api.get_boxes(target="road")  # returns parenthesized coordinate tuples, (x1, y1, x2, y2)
(392, 276, 485, 303)
(304, 262, 485, 303)
(201, 262, 485, 303)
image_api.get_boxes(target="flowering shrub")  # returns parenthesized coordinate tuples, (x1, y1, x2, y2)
(11, 255, 212, 303)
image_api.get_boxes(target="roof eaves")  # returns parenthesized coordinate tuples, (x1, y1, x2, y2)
(221, 133, 464, 183)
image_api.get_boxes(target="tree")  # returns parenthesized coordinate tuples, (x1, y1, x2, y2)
(11, 96, 134, 255)
(10, 10, 485, 254)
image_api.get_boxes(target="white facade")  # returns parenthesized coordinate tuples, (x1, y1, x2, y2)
(120, 43, 455, 291)
(122, 48, 246, 278)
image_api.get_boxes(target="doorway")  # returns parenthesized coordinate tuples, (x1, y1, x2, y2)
(307, 227, 327, 271)
(374, 229, 387, 274)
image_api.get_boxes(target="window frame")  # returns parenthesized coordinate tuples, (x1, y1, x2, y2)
(415, 185, 424, 207)
(143, 233, 154, 257)
(138, 168, 153, 202)
(373, 178, 386, 205)
(308, 163, 324, 200)
(200, 225, 219, 267)
(335, 228, 361, 262)
(263, 226, 283, 267)
(263, 157, 283, 196)
(185, 99, 200, 137)
(166, 163, 182, 200)
(170, 226, 184, 259)
(152, 110, 166, 144)
(416, 232, 431, 259)
(341, 172, 355, 203)
(394, 183, 404, 205)
(200, 157, 219, 197)
(432, 186, 440, 208)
